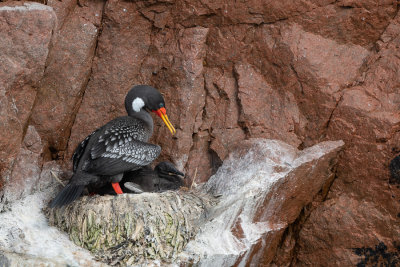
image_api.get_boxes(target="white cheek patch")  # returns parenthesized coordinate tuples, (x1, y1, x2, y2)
(132, 97, 145, 112)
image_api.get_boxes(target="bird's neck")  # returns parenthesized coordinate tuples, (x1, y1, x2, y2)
(128, 109, 154, 135)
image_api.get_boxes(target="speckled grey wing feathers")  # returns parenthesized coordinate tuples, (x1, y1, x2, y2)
(85, 139, 161, 175)
(82, 120, 160, 175)
(72, 129, 99, 172)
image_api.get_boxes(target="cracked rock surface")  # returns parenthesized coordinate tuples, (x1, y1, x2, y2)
(0, 0, 399, 266)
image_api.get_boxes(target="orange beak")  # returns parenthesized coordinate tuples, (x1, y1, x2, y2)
(154, 107, 176, 135)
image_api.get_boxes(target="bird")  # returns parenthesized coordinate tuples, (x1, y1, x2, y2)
(123, 161, 185, 193)
(88, 161, 185, 195)
(50, 85, 176, 208)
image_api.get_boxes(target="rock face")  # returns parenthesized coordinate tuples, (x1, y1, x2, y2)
(0, 2, 56, 183)
(0, 126, 43, 206)
(30, 0, 104, 155)
(292, 10, 400, 266)
(1, 0, 399, 266)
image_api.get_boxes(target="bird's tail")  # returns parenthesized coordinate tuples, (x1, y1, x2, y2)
(50, 183, 85, 208)
(50, 171, 99, 208)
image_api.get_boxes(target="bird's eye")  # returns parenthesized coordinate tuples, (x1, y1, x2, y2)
(159, 103, 164, 108)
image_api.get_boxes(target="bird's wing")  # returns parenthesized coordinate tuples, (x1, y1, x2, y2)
(84, 125, 161, 175)
(71, 129, 99, 172)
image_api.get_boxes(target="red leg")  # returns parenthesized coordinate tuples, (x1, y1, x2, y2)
(112, 182, 123, 194)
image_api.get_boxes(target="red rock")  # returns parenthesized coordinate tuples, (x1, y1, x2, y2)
(0, 2, 56, 183)
(0, 0, 399, 265)
(293, 1, 397, 47)
(46, 0, 76, 32)
(30, 0, 104, 154)
(202, 68, 246, 173)
(235, 63, 301, 147)
(295, 195, 400, 266)
(279, 23, 370, 147)
(291, 12, 400, 266)
(1, 126, 43, 204)
(174, 0, 333, 27)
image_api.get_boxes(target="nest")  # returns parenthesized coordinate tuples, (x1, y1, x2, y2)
(47, 189, 217, 265)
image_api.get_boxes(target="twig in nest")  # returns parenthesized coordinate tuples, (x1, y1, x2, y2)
(51, 171, 65, 186)
(190, 167, 198, 190)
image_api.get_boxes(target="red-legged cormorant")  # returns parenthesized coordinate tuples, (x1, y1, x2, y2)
(50, 85, 176, 208)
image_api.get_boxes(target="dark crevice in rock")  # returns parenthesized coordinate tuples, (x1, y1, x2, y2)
(201, 71, 211, 131)
(292, 167, 340, 266)
(209, 149, 222, 175)
(289, 64, 306, 150)
(48, 146, 61, 161)
(273, 157, 341, 266)
(201, 69, 219, 178)
(322, 92, 343, 141)
(339, 5, 354, 9)
(232, 65, 250, 139)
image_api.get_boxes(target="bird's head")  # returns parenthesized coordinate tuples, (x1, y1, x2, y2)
(125, 85, 176, 134)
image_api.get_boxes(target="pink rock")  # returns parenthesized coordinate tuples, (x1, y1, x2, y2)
(1, 126, 43, 204)
(280, 23, 370, 146)
(30, 0, 104, 154)
(0, 2, 56, 182)
(235, 63, 302, 147)
(295, 195, 400, 266)
(0, 0, 399, 265)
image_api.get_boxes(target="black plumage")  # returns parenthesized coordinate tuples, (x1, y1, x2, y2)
(153, 161, 185, 191)
(88, 161, 185, 195)
(50, 85, 176, 208)
(124, 161, 184, 193)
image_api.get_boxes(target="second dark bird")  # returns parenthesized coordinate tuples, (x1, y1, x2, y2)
(89, 161, 185, 195)
(50, 85, 176, 208)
